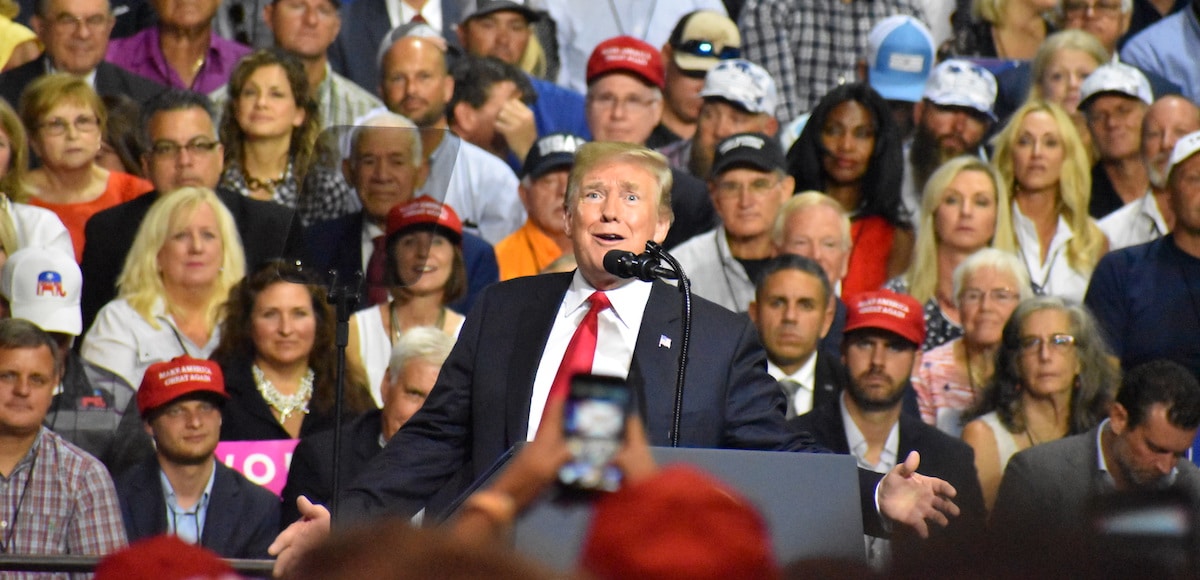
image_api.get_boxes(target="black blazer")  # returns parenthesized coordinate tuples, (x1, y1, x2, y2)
(304, 211, 499, 314)
(328, 0, 462, 96)
(280, 409, 382, 527)
(80, 187, 306, 333)
(341, 273, 891, 533)
(809, 352, 848, 411)
(791, 403, 987, 561)
(115, 456, 281, 558)
(216, 354, 353, 442)
(0, 58, 165, 107)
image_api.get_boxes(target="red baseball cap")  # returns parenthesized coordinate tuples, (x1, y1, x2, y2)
(95, 535, 236, 580)
(386, 195, 464, 245)
(137, 356, 228, 418)
(586, 36, 665, 89)
(844, 290, 926, 347)
(581, 465, 779, 580)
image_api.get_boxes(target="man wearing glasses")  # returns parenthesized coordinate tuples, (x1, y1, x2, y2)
(80, 89, 305, 332)
(0, 0, 163, 107)
(672, 132, 792, 313)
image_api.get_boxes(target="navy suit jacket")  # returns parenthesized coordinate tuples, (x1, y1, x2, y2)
(791, 402, 987, 557)
(341, 273, 888, 532)
(328, 0, 462, 96)
(80, 187, 306, 333)
(281, 410, 383, 526)
(115, 456, 281, 558)
(0, 58, 165, 107)
(304, 211, 498, 314)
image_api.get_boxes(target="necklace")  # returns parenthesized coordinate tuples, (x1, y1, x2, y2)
(252, 364, 314, 423)
(389, 301, 447, 345)
(244, 172, 286, 199)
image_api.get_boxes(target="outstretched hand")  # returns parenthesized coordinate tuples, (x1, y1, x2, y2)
(878, 451, 960, 538)
(268, 496, 331, 578)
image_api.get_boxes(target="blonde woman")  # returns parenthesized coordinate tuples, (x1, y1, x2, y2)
(82, 187, 246, 389)
(944, 0, 1058, 60)
(0, 0, 39, 71)
(886, 156, 1016, 350)
(990, 100, 1106, 303)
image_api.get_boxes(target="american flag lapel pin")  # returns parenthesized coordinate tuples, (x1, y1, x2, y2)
(658, 335, 672, 349)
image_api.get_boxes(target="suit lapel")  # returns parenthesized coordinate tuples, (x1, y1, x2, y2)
(628, 281, 682, 436)
(130, 460, 168, 538)
(503, 274, 572, 445)
(811, 405, 852, 455)
(201, 463, 234, 555)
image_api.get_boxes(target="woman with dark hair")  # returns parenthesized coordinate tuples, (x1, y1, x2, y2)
(215, 260, 375, 441)
(787, 82, 914, 297)
(348, 197, 467, 406)
(96, 94, 145, 178)
(961, 295, 1118, 510)
(219, 49, 356, 227)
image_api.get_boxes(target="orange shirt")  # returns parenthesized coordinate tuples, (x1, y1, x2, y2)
(494, 220, 565, 281)
(843, 215, 896, 299)
(31, 171, 154, 261)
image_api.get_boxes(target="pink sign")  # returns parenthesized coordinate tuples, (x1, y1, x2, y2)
(215, 439, 300, 497)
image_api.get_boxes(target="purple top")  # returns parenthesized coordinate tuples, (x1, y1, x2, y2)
(105, 27, 250, 94)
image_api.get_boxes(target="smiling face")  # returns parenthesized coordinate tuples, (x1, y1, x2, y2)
(32, 101, 101, 172)
(1086, 94, 1146, 162)
(156, 202, 223, 292)
(1017, 308, 1081, 397)
(234, 64, 305, 141)
(392, 231, 455, 296)
(34, 0, 114, 75)
(344, 128, 422, 222)
(934, 169, 998, 253)
(1011, 110, 1066, 194)
(250, 281, 316, 370)
(819, 100, 876, 186)
(564, 159, 671, 290)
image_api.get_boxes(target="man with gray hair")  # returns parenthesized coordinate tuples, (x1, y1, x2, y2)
(774, 191, 852, 352)
(1079, 61, 1154, 219)
(281, 327, 453, 524)
(1100, 95, 1200, 249)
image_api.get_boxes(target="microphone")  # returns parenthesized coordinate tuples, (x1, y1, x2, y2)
(603, 250, 677, 282)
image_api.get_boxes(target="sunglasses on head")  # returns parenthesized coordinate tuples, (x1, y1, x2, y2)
(674, 39, 741, 60)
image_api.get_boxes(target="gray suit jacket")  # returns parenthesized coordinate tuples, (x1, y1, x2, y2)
(990, 423, 1200, 545)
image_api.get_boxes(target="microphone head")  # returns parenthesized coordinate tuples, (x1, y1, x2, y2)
(603, 250, 638, 279)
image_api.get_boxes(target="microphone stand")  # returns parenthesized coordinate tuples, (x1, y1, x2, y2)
(325, 271, 360, 522)
(646, 241, 689, 448)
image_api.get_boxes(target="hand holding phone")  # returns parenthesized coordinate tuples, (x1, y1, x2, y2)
(558, 374, 632, 492)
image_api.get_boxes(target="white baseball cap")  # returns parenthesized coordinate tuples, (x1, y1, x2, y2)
(1079, 62, 1153, 110)
(0, 247, 82, 336)
(922, 59, 999, 121)
(1167, 130, 1200, 182)
(699, 59, 778, 115)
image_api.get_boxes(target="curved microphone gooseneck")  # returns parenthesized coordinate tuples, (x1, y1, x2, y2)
(645, 241, 690, 448)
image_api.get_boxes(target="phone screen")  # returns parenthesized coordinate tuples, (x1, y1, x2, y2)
(558, 374, 631, 492)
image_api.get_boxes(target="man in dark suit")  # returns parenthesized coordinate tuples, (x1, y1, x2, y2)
(280, 326, 451, 525)
(749, 254, 843, 418)
(791, 289, 986, 570)
(0, 0, 164, 107)
(80, 90, 304, 332)
(116, 356, 279, 558)
(991, 360, 1200, 551)
(328, 0, 461, 95)
(304, 111, 498, 313)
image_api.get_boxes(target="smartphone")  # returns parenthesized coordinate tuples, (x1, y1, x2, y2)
(557, 374, 632, 492)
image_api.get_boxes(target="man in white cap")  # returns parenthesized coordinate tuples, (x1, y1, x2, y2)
(1079, 61, 1154, 219)
(1099, 95, 1200, 250)
(1, 247, 151, 475)
(658, 58, 779, 180)
(901, 59, 998, 222)
(649, 10, 742, 149)
(1086, 129, 1200, 379)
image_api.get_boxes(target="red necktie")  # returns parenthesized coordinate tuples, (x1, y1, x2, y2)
(410, 13, 427, 23)
(365, 235, 388, 305)
(545, 292, 612, 409)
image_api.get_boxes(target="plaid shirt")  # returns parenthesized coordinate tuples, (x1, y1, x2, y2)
(739, 0, 927, 122)
(0, 428, 127, 578)
(220, 161, 361, 227)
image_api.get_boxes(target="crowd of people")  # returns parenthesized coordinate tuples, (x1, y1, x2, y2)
(0, 0, 1199, 577)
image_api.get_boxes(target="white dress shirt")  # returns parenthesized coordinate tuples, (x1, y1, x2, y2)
(526, 271, 653, 438)
(1098, 191, 1168, 251)
(767, 353, 817, 417)
(1012, 202, 1091, 304)
(841, 393, 900, 570)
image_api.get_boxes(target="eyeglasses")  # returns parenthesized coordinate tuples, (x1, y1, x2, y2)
(674, 39, 741, 60)
(51, 12, 112, 31)
(149, 138, 220, 159)
(1063, 0, 1123, 18)
(715, 177, 781, 198)
(960, 288, 1020, 306)
(1019, 334, 1077, 353)
(586, 93, 660, 113)
(39, 115, 100, 136)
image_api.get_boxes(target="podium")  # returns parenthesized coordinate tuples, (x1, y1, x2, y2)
(455, 446, 866, 570)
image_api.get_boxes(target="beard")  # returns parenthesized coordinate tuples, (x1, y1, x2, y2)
(847, 372, 907, 413)
(909, 124, 982, 195)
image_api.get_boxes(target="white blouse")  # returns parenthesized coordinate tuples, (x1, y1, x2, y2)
(1011, 202, 1091, 304)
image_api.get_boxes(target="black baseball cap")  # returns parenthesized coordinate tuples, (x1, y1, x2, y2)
(710, 132, 785, 178)
(521, 133, 587, 180)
